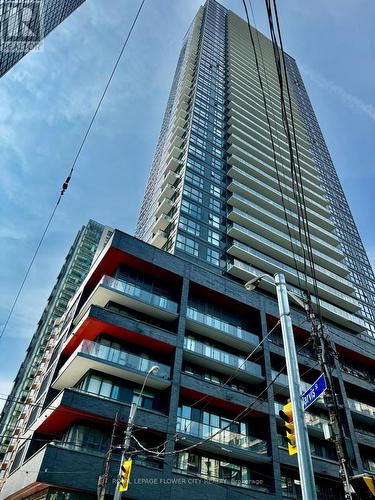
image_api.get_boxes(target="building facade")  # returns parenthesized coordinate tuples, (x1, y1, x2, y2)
(0, 220, 113, 479)
(136, 0, 375, 345)
(0, 0, 86, 78)
(0, 230, 373, 499)
(1, 0, 374, 498)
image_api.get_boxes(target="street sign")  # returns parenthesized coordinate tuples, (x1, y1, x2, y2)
(303, 374, 327, 410)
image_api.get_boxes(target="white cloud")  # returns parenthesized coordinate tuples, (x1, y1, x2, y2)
(301, 64, 375, 122)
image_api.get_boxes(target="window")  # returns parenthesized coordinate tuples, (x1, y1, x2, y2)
(179, 216, 200, 236)
(185, 170, 204, 189)
(209, 197, 221, 212)
(208, 230, 220, 246)
(207, 248, 220, 266)
(209, 213, 220, 228)
(183, 184, 203, 203)
(181, 199, 202, 218)
(61, 425, 109, 455)
(176, 234, 199, 256)
(210, 170, 222, 183)
(210, 184, 221, 197)
(187, 157, 205, 175)
(189, 144, 205, 161)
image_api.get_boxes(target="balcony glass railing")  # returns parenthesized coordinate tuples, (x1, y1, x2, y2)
(348, 399, 375, 418)
(102, 275, 178, 314)
(177, 417, 267, 454)
(77, 340, 171, 380)
(186, 307, 259, 345)
(184, 337, 262, 377)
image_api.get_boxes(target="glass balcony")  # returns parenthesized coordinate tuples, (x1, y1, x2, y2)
(227, 188, 340, 248)
(348, 399, 375, 419)
(228, 204, 344, 261)
(52, 340, 171, 391)
(227, 258, 366, 332)
(74, 275, 178, 326)
(177, 417, 267, 454)
(151, 229, 168, 249)
(227, 240, 357, 307)
(186, 306, 260, 350)
(184, 337, 263, 383)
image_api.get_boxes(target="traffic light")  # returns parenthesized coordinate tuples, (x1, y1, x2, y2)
(350, 474, 375, 499)
(279, 402, 297, 456)
(119, 458, 132, 492)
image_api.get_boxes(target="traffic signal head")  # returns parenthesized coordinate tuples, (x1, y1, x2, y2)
(119, 458, 133, 492)
(350, 474, 375, 499)
(279, 402, 297, 456)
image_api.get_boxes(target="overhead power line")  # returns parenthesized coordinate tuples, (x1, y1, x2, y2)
(0, 0, 146, 344)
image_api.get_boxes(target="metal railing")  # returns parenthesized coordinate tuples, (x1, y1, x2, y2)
(74, 340, 171, 379)
(177, 417, 267, 454)
(102, 275, 178, 314)
(186, 306, 259, 345)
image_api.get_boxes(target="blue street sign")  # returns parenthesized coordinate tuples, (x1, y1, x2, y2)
(303, 374, 327, 410)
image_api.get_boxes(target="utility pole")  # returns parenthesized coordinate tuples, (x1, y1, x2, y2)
(113, 365, 159, 500)
(274, 273, 317, 500)
(98, 413, 119, 500)
(307, 310, 354, 499)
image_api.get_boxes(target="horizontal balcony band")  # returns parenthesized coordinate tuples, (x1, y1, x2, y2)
(227, 74, 309, 151)
(227, 166, 335, 232)
(62, 304, 176, 360)
(179, 373, 268, 414)
(73, 275, 179, 327)
(227, 123, 326, 201)
(151, 229, 168, 249)
(176, 417, 269, 464)
(227, 222, 353, 296)
(228, 75, 307, 142)
(155, 198, 173, 218)
(227, 240, 357, 311)
(226, 259, 366, 332)
(153, 213, 171, 232)
(227, 190, 341, 249)
(183, 338, 264, 384)
(159, 182, 175, 201)
(52, 340, 171, 391)
(227, 46, 304, 122)
(227, 109, 318, 183)
(348, 398, 375, 425)
(227, 108, 317, 183)
(29, 388, 168, 438)
(227, 154, 330, 218)
(161, 170, 179, 190)
(186, 306, 260, 350)
(227, 206, 346, 268)
(227, 100, 313, 172)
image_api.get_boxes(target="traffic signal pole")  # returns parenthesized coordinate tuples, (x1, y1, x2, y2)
(274, 273, 317, 500)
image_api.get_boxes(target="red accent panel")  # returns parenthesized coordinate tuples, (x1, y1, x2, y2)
(179, 386, 265, 417)
(63, 317, 175, 356)
(35, 405, 111, 435)
(85, 247, 180, 295)
(336, 343, 374, 367)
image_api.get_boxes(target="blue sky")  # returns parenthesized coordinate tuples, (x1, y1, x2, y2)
(0, 0, 374, 403)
